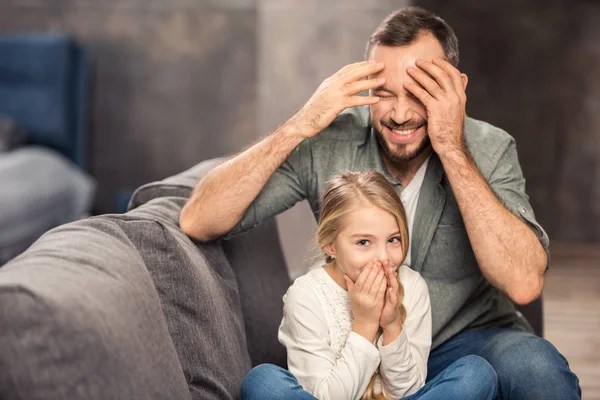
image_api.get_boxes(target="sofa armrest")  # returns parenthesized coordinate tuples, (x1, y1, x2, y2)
(0, 217, 190, 400)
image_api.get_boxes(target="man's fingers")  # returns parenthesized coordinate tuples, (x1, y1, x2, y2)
(432, 58, 464, 96)
(339, 61, 385, 85)
(346, 95, 381, 108)
(404, 81, 433, 107)
(415, 58, 454, 93)
(407, 66, 444, 99)
(343, 77, 385, 96)
(333, 60, 377, 78)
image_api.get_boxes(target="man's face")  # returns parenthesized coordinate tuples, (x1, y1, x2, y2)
(369, 34, 447, 163)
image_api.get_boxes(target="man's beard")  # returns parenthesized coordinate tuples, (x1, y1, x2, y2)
(373, 120, 431, 164)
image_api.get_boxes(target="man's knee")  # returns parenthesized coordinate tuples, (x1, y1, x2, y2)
(496, 335, 567, 377)
(491, 334, 580, 399)
(452, 355, 498, 398)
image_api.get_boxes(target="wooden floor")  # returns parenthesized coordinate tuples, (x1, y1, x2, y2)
(545, 243, 600, 400)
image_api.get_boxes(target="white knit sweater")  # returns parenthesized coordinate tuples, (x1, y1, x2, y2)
(278, 266, 432, 400)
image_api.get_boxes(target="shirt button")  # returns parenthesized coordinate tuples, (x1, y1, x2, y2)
(520, 207, 527, 214)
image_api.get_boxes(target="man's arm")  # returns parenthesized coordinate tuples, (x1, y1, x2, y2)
(438, 147, 547, 305)
(180, 61, 386, 241)
(405, 58, 546, 305)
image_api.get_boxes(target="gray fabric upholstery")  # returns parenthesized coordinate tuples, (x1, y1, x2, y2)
(122, 196, 253, 399)
(128, 157, 291, 369)
(128, 157, 225, 210)
(0, 217, 190, 400)
(222, 220, 290, 368)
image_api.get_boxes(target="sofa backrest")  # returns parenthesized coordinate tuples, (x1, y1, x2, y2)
(129, 157, 290, 368)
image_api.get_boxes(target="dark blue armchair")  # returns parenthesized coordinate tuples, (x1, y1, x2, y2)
(0, 34, 91, 168)
(0, 34, 95, 264)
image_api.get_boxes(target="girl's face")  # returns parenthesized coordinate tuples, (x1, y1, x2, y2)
(325, 205, 405, 282)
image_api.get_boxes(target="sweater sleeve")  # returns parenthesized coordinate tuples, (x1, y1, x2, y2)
(278, 285, 381, 400)
(376, 273, 432, 398)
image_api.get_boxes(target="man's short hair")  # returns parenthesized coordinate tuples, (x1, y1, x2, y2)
(366, 7, 460, 67)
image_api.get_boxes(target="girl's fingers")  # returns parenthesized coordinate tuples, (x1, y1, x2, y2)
(376, 276, 387, 301)
(389, 268, 399, 291)
(354, 262, 373, 292)
(370, 266, 386, 295)
(363, 263, 381, 293)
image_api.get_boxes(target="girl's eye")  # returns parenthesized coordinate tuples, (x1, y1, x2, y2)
(357, 239, 370, 246)
(388, 237, 401, 244)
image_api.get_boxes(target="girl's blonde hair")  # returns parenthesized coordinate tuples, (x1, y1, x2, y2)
(316, 171, 409, 400)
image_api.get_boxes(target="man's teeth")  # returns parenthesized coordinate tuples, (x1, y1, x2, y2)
(391, 127, 419, 136)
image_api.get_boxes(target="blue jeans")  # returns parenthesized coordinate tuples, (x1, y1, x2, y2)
(427, 328, 581, 400)
(241, 355, 497, 399)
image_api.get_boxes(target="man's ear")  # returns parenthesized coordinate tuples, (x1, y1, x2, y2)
(461, 73, 468, 91)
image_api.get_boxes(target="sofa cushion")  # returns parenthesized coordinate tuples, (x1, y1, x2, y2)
(129, 157, 290, 369)
(121, 196, 252, 399)
(128, 157, 225, 210)
(222, 220, 289, 369)
(0, 217, 190, 400)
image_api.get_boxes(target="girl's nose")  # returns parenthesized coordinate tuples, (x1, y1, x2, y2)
(377, 246, 389, 264)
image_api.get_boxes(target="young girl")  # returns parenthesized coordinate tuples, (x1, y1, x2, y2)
(241, 171, 497, 400)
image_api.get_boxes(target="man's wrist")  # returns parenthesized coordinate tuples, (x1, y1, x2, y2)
(437, 138, 470, 168)
(285, 110, 319, 140)
(279, 117, 311, 142)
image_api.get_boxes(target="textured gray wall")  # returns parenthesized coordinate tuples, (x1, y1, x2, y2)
(415, 0, 600, 242)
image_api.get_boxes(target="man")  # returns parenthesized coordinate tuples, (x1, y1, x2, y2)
(181, 7, 580, 399)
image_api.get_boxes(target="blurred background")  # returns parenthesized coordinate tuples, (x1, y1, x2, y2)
(0, 0, 598, 397)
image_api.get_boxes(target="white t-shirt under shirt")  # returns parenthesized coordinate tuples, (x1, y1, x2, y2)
(400, 155, 431, 268)
(279, 266, 432, 400)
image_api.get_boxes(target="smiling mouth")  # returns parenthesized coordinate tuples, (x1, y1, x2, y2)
(386, 124, 425, 136)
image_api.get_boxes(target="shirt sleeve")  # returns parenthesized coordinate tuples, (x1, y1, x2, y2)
(488, 137, 551, 268)
(224, 138, 312, 239)
(377, 273, 431, 398)
(278, 285, 381, 400)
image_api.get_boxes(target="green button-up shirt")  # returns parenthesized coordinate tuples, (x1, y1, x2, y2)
(228, 105, 550, 349)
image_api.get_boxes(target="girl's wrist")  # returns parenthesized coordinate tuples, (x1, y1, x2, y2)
(381, 321, 402, 345)
(381, 319, 403, 341)
(352, 320, 379, 343)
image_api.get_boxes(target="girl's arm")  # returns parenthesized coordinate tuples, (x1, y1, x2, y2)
(378, 272, 432, 398)
(279, 284, 380, 400)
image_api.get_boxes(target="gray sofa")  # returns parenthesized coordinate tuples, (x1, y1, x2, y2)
(0, 157, 543, 400)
